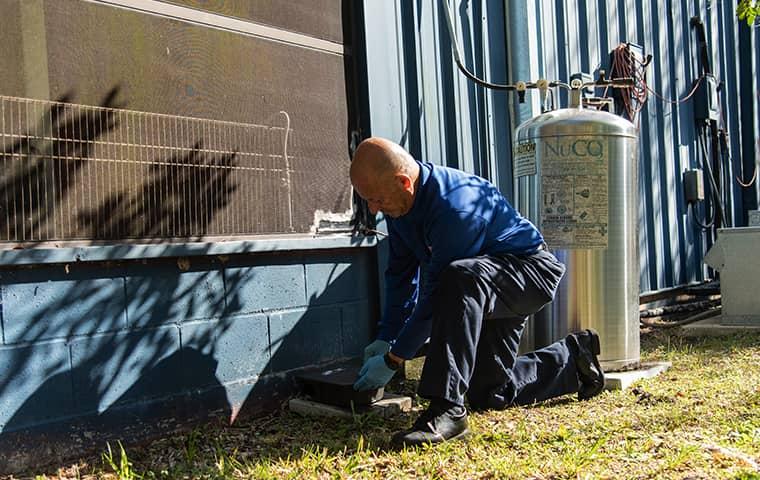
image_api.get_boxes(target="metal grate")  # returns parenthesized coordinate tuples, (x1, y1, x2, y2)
(0, 95, 298, 243)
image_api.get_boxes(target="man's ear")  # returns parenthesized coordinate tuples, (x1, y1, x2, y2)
(395, 173, 413, 193)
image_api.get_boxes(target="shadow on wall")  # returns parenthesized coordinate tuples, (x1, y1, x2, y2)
(0, 89, 376, 473)
(0, 256, 374, 472)
(0, 87, 124, 241)
(0, 257, 235, 426)
(76, 138, 238, 240)
(0, 86, 240, 243)
(0, 88, 243, 471)
(230, 253, 376, 423)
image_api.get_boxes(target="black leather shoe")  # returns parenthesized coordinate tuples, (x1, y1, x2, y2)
(391, 404, 469, 447)
(569, 329, 605, 400)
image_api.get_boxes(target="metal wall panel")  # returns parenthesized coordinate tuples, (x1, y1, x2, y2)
(363, 0, 511, 194)
(363, 0, 756, 293)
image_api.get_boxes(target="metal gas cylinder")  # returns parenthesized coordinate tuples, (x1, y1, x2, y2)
(514, 106, 640, 371)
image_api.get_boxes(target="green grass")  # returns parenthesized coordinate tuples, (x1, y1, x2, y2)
(21, 331, 760, 479)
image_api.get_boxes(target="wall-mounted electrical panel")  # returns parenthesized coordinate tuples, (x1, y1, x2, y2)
(683, 168, 705, 203)
(693, 74, 720, 122)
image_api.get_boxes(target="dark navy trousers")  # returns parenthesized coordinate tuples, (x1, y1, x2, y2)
(417, 249, 581, 409)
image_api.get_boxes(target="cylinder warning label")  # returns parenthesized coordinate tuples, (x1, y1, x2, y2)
(514, 141, 537, 177)
(540, 136, 608, 249)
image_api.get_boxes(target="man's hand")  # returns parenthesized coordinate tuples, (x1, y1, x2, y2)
(363, 339, 391, 363)
(353, 354, 396, 391)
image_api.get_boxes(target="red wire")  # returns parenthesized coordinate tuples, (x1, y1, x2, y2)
(609, 44, 756, 188)
(611, 44, 647, 123)
(644, 74, 705, 104)
(736, 166, 758, 188)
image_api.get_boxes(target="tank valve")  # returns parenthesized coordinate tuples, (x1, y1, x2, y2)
(515, 81, 527, 103)
(536, 79, 550, 110)
(593, 69, 634, 89)
(569, 79, 583, 107)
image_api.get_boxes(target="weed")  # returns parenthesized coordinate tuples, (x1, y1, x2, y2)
(183, 427, 200, 463)
(102, 441, 140, 480)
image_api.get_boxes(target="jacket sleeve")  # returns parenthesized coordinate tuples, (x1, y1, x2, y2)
(376, 221, 420, 343)
(390, 210, 488, 359)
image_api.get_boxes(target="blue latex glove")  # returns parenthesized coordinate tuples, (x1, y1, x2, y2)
(363, 339, 391, 363)
(353, 354, 396, 391)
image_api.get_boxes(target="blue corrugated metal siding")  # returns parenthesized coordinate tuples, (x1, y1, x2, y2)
(739, 13, 759, 221)
(363, 0, 513, 195)
(363, 0, 757, 293)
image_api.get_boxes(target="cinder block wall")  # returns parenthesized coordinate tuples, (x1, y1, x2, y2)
(0, 247, 378, 472)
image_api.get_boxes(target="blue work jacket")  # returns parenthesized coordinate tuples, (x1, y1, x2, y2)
(379, 160, 544, 359)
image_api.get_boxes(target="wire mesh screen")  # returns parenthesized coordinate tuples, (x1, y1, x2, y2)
(0, 0, 356, 245)
(0, 95, 300, 242)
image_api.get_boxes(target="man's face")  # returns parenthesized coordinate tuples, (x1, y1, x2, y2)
(353, 175, 410, 218)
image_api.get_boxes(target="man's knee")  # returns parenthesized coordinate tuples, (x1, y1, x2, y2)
(437, 260, 479, 292)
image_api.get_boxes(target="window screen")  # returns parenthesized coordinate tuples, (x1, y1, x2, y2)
(0, 0, 356, 243)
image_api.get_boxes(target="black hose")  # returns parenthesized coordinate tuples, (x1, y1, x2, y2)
(698, 127, 727, 228)
(688, 201, 715, 231)
(439, 0, 514, 91)
(640, 306, 721, 328)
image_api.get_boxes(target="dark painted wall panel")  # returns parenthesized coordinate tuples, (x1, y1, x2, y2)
(125, 261, 226, 327)
(180, 314, 270, 383)
(167, 0, 346, 44)
(0, 0, 353, 241)
(0, 342, 71, 431)
(0, 247, 379, 472)
(1, 268, 127, 343)
(69, 327, 182, 413)
(269, 306, 343, 372)
(305, 254, 372, 305)
(225, 262, 307, 314)
(341, 300, 373, 357)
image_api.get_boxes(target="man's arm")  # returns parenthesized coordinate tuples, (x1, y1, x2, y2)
(389, 211, 488, 359)
(376, 221, 419, 343)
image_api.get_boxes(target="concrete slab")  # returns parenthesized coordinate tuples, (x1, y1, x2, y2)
(681, 316, 760, 337)
(604, 361, 672, 391)
(289, 393, 412, 419)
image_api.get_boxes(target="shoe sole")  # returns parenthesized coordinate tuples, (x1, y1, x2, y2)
(586, 328, 601, 356)
(579, 328, 604, 401)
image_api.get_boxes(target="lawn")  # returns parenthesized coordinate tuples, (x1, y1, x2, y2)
(18, 330, 760, 479)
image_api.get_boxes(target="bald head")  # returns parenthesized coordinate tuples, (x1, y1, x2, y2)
(350, 137, 420, 218)
(350, 137, 416, 184)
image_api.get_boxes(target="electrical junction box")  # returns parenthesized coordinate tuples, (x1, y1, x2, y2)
(683, 169, 705, 203)
(694, 74, 720, 122)
(749, 210, 760, 226)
